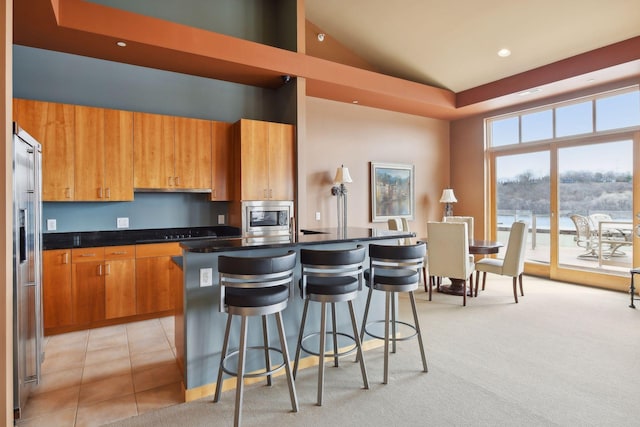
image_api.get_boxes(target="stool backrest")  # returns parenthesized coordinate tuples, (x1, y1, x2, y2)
(299, 245, 366, 298)
(218, 250, 297, 311)
(368, 242, 426, 279)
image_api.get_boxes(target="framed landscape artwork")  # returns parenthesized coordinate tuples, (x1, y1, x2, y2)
(370, 162, 415, 222)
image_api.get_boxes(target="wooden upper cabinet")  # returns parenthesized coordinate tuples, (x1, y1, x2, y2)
(134, 112, 175, 189)
(74, 106, 105, 201)
(235, 119, 295, 201)
(211, 121, 232, 201)
(104, 109, 134, 200)
(267, 122, 295, 201)
(14, 99, 75, 201)
(75, 106, 134, 201)
(174, 116, 212, 190)
(134, 113, 212, 190)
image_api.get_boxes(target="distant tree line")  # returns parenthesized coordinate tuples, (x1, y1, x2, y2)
(497, 170, 632, 215)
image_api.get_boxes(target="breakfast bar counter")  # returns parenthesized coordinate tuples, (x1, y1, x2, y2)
(176, 227, 414, 401)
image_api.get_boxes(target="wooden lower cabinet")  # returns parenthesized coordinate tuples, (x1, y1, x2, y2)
(135, 243, 182, 315)
(43, 249, 73, 330)
(44, 243, 179, 334)
(104, 246, 136, 319)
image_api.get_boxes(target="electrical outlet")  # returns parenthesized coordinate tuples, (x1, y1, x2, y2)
(315, 212, 321, 221)
(47, 219, 57, 231)
(200, 268, 213, 287)
(117, 217, 129, 229)
(218, 214, 225, 224)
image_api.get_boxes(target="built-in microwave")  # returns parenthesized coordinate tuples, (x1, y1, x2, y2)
(241, 200, 294, 239)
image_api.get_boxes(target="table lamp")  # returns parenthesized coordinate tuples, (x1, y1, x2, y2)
(331, 165, 353, 234)
(439, 188, 457, 218)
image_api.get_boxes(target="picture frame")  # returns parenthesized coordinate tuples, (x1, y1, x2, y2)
(370, 162, 415, 222)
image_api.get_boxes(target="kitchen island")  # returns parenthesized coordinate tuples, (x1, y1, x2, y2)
(176, 227, 415, 401)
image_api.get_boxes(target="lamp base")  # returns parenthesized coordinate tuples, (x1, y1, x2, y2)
(444, 203, 453, 218)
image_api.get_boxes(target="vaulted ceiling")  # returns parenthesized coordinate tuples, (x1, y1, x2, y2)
(13, 0, 640, 120)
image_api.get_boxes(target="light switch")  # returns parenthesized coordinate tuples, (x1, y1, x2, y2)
(47, 219, 57, 231)
(117, 217, 129, 229)
(315, 212, 321, 221)
(218, 214, 225, 224)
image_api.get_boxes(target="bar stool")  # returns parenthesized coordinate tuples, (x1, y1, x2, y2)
(360, 242, 428, 384)
(213, 250, 298, 427)
(293, 245, 369, 406)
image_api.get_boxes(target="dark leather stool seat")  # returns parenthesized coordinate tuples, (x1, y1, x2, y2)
(213, 250, 298, 427)
(293, 245, 369, 406)
(361, 242, 428, 384)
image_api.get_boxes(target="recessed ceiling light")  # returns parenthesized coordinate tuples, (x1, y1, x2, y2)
(497, 48, 511, 58)
(116, 41, 127, 47)
(518, 88, 541, 96)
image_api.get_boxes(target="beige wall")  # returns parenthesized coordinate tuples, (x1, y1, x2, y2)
(299, 96, 450, 239)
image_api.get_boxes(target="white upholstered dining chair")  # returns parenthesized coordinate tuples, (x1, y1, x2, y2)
(443, 216, 474, 240)
(474, 221, 528, 303)
(426, 221, 475, 306)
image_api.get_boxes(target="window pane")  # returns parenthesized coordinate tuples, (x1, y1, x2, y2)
(522, 110, 552, 142)
(596, 91, 640, 131)
(556, 101, 592, 137)
(495, 151, 550, 264)
(490, 117, 519, 147)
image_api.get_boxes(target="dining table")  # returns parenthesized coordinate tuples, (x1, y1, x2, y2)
(424, 238, 503, 296)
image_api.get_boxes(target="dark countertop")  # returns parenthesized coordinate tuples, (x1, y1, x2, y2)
(43, 226, 241, 250)
(179, 227, 415, 253)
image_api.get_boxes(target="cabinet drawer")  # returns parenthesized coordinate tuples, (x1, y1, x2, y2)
(136, 242, 181, 258)
(105, 245, 136, 260)
(72, 247, 105, 263)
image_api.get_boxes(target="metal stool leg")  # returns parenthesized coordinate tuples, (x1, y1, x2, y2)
(317, 301, 327, 406)
(409, 291, 428, 373)
(214, 314, 233, 402)
(383, 290, 391, 385)
(357, 287, 373, 362)
(391, 292, 397, 354)
(262, 315, 272, 386)
(348, 300, 369, 389)
(630, 272, 637, 309)
(275, 312, 298, 412)
(293, 299, 310, 378)
(331, 302, 339, 367)
(233, 316, 248, 427)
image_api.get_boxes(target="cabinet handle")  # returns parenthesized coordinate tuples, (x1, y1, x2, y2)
(269, 189, 273, 198)
(62, 252, 69, 264)
(175, 176, 180, 186)
(80, 253, 97, 257)
(263, 189, 268, 198)
(110, 251, 128, 255)
(212, 189, 216, 198)
(105, 263, 111, 276)
(105, 187, 111, 199)
(97, 264, 103, 276)
(98, 187, 103, 199)
(65, 188, 71, 199)
(168, 176, 174, 186)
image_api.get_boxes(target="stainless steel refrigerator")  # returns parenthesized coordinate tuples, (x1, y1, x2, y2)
(13, 122, 44, 420)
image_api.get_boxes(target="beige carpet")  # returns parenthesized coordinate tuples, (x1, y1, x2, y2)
(107, 275, 640, 426)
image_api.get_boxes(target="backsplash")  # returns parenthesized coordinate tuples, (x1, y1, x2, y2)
(42, 193, 229, 233)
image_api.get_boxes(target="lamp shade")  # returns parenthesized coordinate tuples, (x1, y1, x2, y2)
(439, 188, 457, 203)
(333, 165, 353, 184)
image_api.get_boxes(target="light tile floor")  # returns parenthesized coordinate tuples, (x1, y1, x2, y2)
(16, 316, 183, 427)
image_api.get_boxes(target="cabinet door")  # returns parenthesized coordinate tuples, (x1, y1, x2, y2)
(134, 112, 175, 189)
(72, 261, 106, 325)
(15, 99, 74, 201)
(105, 258, 136, 319)
(135, 256, 175, 315)
(211, 121, 232, 201)
(74, 105, 105, 201)
(104, 109, 134, 200)
(239, 119, 270, 200)
(268, 122, 295, 200)
(174, 116, 212, 189)
(104, 245, 136, 319)
(43, 250, 72, 330)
